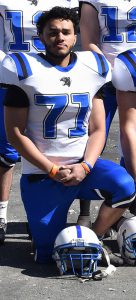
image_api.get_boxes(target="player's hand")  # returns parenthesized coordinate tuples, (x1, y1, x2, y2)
(53, 166, 71, 182)
(59, 164, 87, 186)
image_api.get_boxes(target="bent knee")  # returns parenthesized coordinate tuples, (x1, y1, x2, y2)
(114, 167, 135, 194)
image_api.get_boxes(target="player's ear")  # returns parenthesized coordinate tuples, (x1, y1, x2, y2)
(39, 34, 44, 44)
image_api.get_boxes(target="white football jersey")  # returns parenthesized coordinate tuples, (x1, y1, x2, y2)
(0, 0, 78, 54)
(0, 50, 6, 81)
(112, 48, 136, 92)
(1, 51, 111, 174)
(79, 0, 136, 67)
(0, 50, 6, 64)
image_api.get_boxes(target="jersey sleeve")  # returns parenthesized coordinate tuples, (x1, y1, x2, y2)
(77, 50, 112, 82)
(4, 85, 29, 107)
(77, 50, 112, 101)
(0, 15, 4, 52)
(112, 50, 136, 92)
(95, 82, 115, 100)
(1, 54, 29, 107)
(79, 0, 98, 11)
(0, 54, 20, 86)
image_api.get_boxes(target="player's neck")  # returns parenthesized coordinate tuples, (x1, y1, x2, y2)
(45, 52, 72, 67)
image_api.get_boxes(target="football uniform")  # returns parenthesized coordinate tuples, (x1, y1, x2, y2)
(112, 48, 136, 92)
(2, 51, 111, 173)
(79, 0, 136, 67)
(0, 0, 78, 53)
(0, 0, 79, 165)
(2, 51, 135, 262)
(112, 48, 136, 196)
(79, 0, 136, 149)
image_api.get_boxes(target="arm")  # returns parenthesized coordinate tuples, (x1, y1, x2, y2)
(84, 95, 106, 165)
(80, 3, 102, 54)
(2, 57, 69, 178)
(4, 99, 70, 180)
(4, 106, 54, 173)
(61, 94, 106, 186)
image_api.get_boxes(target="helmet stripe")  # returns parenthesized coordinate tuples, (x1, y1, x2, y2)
(76, 225, 82, 238)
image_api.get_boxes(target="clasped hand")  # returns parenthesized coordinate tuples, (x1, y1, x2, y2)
(53, 163, 87, 186)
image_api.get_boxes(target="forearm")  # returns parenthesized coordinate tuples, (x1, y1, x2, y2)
(84, 130, 105, 166)
(80, 3, 102, 54)
(8, 133, 53, 173)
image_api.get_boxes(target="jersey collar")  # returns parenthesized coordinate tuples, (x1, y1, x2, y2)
(38, 52, 77, 72)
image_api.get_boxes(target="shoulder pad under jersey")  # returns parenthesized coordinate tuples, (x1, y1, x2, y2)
(76, 51, 111, 80)
(8, 52, 33, 81)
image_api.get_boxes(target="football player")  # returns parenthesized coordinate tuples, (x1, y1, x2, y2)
(2, 7, 135, 263)
(0, 0, 78, 243)
(112, 48, 136, 214)
(78, 0, 136, 227)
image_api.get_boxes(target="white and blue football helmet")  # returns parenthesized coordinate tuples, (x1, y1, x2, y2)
(53, 225, 102, 278)
(117, 217, 136, 265)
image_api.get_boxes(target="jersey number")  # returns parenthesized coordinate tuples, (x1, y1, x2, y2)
(35, 93, 89, 139)
(101, 7, 136, 43)
(5, 10, 44, 51)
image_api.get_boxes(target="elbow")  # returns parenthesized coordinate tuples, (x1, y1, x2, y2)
(5, 129, 21, 149)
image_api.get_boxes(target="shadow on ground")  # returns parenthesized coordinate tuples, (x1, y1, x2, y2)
(0, 221, 125, 281)
(0, 222, 59, 278)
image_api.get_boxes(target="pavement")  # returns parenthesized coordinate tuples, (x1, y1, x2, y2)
(0, 112, 136, 300)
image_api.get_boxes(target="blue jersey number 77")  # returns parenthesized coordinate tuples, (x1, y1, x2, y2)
(35, 93, 90, 139)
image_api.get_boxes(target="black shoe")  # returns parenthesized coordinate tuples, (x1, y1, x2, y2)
(129, 198, 136, 215)
(26, 222, 32, 240)
(77, 215, 92, 228)
(0, 218, 7, 245)
(30, 239, 35, 255)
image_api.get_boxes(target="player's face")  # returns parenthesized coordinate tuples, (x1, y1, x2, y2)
(40, 19, 77, 58)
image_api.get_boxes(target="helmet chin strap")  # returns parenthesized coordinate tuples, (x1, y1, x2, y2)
(91, 247, 116, 281)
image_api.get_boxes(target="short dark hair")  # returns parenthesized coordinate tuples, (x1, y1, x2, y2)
(37, 6, 79, 35)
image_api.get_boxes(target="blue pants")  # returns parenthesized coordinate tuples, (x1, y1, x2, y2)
(103, 82, 117, 147)
(20, 158, 135, 263)
(0, 88, 19, 166)
(120, 157, 136, 215)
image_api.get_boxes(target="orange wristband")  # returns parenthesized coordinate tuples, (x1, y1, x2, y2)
(81, 162, 90, 175)
(49, 164, 58, 178)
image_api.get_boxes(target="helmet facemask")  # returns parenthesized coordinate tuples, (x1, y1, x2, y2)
(122, 232, 136, 264)
(53, 242, 102, 278)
